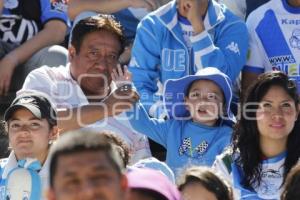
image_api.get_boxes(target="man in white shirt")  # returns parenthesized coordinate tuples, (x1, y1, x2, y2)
(18, 15, 151, 164)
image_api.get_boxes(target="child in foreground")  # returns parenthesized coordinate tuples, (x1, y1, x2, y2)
(112, 66, 234, 176)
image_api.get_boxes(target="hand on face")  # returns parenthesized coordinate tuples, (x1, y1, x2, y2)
(184, 0, 202, 22)
(178, 0, 206, 33)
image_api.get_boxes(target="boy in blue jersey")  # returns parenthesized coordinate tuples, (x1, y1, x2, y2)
(128, 0, 248, 119)
(112, 66, 234, 176)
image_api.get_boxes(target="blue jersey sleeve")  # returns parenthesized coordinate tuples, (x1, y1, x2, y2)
(40, 0, 68, 25)
(192, 16, 248, 81)
(126, 102, 171, 147)
(129, 17, 162, 115)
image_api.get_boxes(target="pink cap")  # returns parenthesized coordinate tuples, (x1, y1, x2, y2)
(127, 168, 182, 200)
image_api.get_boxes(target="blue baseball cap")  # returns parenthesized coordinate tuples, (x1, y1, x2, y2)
(163, 67, 235, 124)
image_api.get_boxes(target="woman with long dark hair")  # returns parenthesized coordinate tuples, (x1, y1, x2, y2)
(213, 71, 300, 199)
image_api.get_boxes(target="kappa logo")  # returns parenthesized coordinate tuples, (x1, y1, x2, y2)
(226, 42, 240, 55)
(282, 19, 300, 25)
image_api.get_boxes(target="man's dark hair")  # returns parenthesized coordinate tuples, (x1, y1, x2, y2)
(71, 14, 125, 54)
(49, 130, 125, 187)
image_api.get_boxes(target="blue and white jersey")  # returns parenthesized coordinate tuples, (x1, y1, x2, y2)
(0, 158, 8, 199)
(0, 0, 68, 45)
(0, 152, 51, 200)
(129, 0, 248, 115)
(213, 151, 290, 200)
(244, 0, 300, 92)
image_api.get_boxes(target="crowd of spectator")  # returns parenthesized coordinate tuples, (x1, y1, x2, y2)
(0, 0, 300, 199)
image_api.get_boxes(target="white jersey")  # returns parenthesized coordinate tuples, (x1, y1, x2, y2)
(245, 0, 300, 91)
(18, 65, 151, 164)
(213, 151, 288, 200)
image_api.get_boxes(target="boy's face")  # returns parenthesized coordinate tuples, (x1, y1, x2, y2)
(185, 79, 224, 126)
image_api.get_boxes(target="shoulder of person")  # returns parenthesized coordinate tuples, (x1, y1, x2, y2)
(29, 65, 68, 81)
(219, 124, 233, 133)
(143, 1, 173, 25)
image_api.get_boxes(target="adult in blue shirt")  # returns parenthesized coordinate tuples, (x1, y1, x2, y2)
(129, 0, 248, 118)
